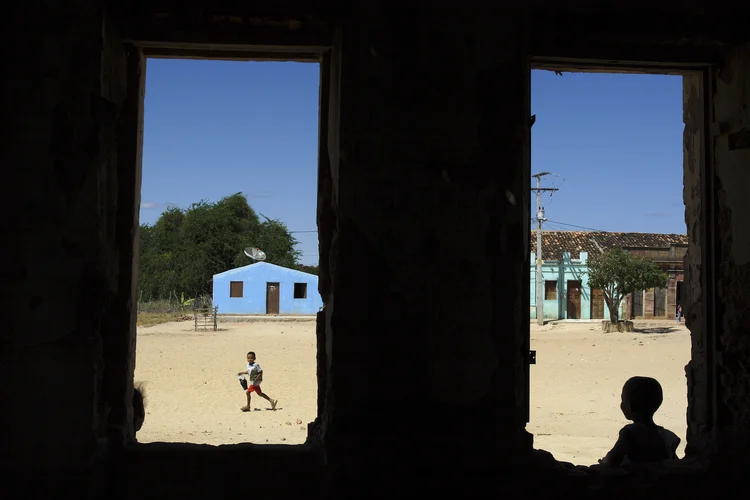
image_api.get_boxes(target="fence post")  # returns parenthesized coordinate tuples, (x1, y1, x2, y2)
(213, 306, 218, 331)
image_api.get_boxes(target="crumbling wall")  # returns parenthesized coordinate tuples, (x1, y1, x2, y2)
(98, 13, 145, 447)
(682, 72, 710, 455)
(712, 44, 750, 462)
(683, 44, 750, 468)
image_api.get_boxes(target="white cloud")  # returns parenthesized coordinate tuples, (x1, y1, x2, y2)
(141, 201, 158, 209)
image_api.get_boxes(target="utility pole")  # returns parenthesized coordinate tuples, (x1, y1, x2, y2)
(532, 172, 558, 325)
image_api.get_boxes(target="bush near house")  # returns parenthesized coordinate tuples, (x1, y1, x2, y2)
(139, 192, 302, 301)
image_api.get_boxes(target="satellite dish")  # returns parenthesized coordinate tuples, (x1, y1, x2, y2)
(244, 247, 266, 262)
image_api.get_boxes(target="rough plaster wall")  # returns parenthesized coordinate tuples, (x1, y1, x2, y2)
(0, 1, 136, 470)
(682, 73, 710, 454)
(98, 15, 144, 447)
(315, 40, 340, 447)
(683, 45, 750, 461)
(320, 5, 532, 490)
(712, 44, 750, 454)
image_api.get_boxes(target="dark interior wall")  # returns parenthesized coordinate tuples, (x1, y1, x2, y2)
(3, 1, 113, 470)
(2, 0, 141, 471)
(4, 0, 750, 497)
(683, 72, 708, 454)
(682, 47, 750, 473)
(100, 13, 145, 448)
(709, 45, 750, 468)
(318, 5, 532, 492)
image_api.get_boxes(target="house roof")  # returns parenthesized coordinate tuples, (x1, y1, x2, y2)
(530, 231, 688, 259)
(212, 261, 318, 280)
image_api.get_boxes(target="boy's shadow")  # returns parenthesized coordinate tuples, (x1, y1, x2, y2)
(252, 408, 283, 411)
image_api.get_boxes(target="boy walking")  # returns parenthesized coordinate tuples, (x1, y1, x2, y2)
(237, 351, 278, 412)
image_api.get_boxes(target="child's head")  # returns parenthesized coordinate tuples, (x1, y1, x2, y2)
(247, 351, 256, 363)
(620, 376, 663, 420)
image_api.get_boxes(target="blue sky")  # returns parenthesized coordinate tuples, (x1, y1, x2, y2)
(140, 60, 321, 264)
(530, 71, 684, 234)
(140, 61, 685, 266)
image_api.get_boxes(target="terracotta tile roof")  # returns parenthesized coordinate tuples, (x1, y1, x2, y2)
(530, 231, 688, 259)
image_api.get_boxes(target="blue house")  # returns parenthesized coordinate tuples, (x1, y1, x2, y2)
(212, 262, 323, 315)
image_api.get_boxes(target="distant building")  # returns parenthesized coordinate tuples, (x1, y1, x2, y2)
(530, 231, 687, 320)
(213, 262, 323, 315)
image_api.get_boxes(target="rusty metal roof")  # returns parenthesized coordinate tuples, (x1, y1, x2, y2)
(530, 231, 688, 259)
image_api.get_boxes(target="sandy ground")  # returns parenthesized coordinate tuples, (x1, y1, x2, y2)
(527, 320, 691, 465)
(135, 317, 690, 466)
(135, 320, 317, 445)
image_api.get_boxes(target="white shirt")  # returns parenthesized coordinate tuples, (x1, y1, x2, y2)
(247, 362, 262, 386)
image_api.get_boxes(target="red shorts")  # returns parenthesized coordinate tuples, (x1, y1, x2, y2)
(247, 385, 262, 394)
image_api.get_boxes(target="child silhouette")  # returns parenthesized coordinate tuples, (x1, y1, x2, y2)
(599, 376, 680, 466)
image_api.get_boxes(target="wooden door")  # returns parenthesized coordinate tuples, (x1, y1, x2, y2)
(590, 287, 605, 319)
(266, 282, 280, 314)
(654, 287, 666, 317)
(566, 280, 582, 319)
(632, 291, 643, 318)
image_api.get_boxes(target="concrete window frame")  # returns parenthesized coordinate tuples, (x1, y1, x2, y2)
(112, 17, 722, 469)
(111, 21, 337, 451)
(529, 55, 718, 460)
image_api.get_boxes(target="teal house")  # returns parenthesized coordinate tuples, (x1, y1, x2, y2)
(529, 231, 688, 321)
(529, 250, 622, 320)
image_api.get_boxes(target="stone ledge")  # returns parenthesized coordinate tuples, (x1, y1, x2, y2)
(3, 447, 744, 500)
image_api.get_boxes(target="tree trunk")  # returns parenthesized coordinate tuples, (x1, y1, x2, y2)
(602, 320, 634, 333)
(602, 296, 632, 332)
(607, 298, 620, 323)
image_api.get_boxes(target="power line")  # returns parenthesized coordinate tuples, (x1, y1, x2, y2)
(531, 219, 610, 232)
(542, 221, 568, 231)
(544, 220, 609, 232)
(297, 220, 606, 234)
(532, 219, 573, 230)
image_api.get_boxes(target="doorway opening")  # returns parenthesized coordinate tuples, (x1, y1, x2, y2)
(527, 68, 696, 466)
(134, 58, 322, 446)
(566, 280, 582, 319)
(266, 282, 281, 314)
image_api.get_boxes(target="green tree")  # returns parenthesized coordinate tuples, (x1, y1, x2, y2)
(587, 248, 668, 326)
(294, 264, 319, 276)
(138, 193, 302, 300)
(247, 214, 302, 269)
